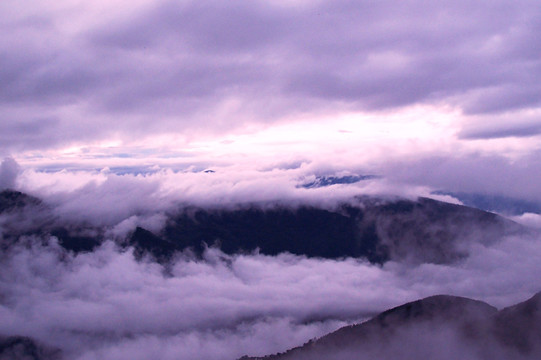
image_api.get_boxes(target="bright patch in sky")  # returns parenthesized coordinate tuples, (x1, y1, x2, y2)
(1, 0, 541, 206)
(16, 105, 461, 171)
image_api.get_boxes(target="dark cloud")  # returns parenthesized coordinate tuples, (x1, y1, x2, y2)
(90, 1, 289, 52)
(1, 0, 540, 150)
(460, 119, 541, 139)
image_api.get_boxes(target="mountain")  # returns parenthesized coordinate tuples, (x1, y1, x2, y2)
(140, 196, 524, 264)
(0, 336, 61, 360)
(0, 190, 101, 253)
(432, 191, 541, 216)
(0, 190, 42, 212)
(299, 175, 377, 189)
(0, 190, 526, 265)
(0, 190, 55, 251)
(492, 292, 541, 354)
(239, 292, 541, 360)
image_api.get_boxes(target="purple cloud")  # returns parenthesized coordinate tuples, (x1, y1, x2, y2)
(0, 0, 540, 151)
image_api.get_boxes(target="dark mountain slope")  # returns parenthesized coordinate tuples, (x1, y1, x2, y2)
(160, 205, 387, 262)
(129, 226, 178, 262)
(0, 189, 101, 253)
(146, 196, 524, 264)
(0, 190, 42, 213)
(0, 190, 526, 264)
(239, 292, 541, 360)
(492, 292, 541, 354)
(0, 336, 61, 360)
(433, 191, 541, 215)
(365, 197, 520, 263)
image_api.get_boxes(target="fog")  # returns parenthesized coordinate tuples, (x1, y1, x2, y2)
(3, 0, 541, 357)
(13, 163, 438, 230)
(1, 160, 540, 359)
(1, 228, 540, 359)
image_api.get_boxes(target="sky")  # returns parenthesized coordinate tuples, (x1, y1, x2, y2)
(1, 2, 541, 359)
(1, 0, 541, 210)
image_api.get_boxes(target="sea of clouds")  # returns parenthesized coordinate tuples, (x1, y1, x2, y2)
(1, 231, 540, 359)
(1, 158, 540, 359)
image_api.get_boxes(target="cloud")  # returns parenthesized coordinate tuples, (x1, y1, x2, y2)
(2, 2, 541, 354)
(1, 0, 540, 152)
(511, 213, 541, 229)
(0, 223, 540, 359)
(462, 122, 541, 140)
(14, 165, 388, 228)
(381, 152, 541, 205)
(0, 157, 20, 189)
(2, 162, 541, 356)
(73, 318, 348, 360)
(9, 146, 541, 242)
(12, 151, 541, 235)
(459, 111, 541, 140)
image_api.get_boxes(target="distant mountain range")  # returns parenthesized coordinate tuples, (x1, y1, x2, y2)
(0, 190, 527, 265)
(432, 191, 541, 216)
(298, 175, 377, 189)
(239, 292, 541, 360)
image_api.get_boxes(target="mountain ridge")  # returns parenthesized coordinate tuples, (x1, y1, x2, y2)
(0, 190, 527, 265)
(239, 292, 541, 360)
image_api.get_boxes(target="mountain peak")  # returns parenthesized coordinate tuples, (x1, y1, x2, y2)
(0, 189, 42, 213)
(492, 291, 541, 354)
(240, 292, 541, 360)
(375, 294, 497, 325)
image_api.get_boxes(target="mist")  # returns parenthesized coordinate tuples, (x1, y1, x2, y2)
(3, 0, 541, 358)
(1, 160, 540, 359)
(1, 226, 540, 359)
(12, 164, 440, 231)
(279, 322, 541, 360)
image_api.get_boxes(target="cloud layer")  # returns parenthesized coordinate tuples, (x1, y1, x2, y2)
(2, 158, 541, 359)
(0, 230, 540, 359)
(2, 2, 541, 358)
(1, 0, 540, 153)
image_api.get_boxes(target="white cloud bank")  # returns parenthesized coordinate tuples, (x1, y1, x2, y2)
(0, 231, 539, 359)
